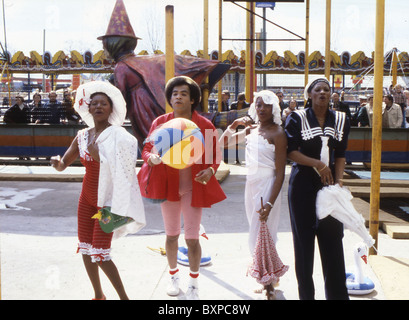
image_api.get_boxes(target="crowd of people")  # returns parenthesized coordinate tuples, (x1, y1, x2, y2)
(47, 75, 356, 301)
(210, 82, 409, 130)
(349, 83, 408, 128)
(3, 82, 409, 130)
(2, 89, 80, 125)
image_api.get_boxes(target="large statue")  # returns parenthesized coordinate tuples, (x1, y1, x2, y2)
(98, 0, 231, 146)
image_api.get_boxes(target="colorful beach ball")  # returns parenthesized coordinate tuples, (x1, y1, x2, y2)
(150, 118, 205, 169)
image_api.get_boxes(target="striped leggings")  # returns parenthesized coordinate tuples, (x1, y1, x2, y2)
(160, 167, 202, 239)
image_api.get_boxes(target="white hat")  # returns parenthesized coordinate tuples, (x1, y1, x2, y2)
(248, 90, 281, 125)
(303, 78, 330, 100)
(74, 81, 126, 127)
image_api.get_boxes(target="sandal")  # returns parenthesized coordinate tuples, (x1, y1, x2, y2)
(92, 294, 106, 300)
(253, 285, 264, 294)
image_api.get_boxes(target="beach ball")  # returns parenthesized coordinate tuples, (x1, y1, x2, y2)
(150, 118, 204, 169)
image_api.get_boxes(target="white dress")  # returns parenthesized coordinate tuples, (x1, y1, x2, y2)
(245, 128, 281, 255)
(219, 127, 281, 256)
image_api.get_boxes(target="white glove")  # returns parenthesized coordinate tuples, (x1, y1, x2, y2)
(50, 155, 61, 168)
(149, 154, 162, 165)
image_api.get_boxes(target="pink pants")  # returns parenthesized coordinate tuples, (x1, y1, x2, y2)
(160, 168, 202, 239)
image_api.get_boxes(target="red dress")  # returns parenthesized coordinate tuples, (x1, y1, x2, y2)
(76, 129, 113, 263)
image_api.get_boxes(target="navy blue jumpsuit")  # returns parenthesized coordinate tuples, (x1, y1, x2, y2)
(285, 107, 350, 300)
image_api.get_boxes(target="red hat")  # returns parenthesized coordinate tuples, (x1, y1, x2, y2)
(97, 0, 140, 40)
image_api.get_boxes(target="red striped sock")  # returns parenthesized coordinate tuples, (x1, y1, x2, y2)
(169, 268, 179, 275)
(189, 270, 199, 278)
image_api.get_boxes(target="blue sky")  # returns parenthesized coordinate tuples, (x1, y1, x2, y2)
(3, 0, 409, 57)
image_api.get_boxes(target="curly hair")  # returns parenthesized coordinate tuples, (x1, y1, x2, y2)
(165, 76, 201, 111)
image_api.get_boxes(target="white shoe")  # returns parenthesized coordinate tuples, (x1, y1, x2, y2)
(167, 273, 180, 296)
(186, 285, 199, 300)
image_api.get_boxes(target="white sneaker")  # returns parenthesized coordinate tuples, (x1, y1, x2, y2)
(167, 273, 180, 296)
(186, 285, 199, 300)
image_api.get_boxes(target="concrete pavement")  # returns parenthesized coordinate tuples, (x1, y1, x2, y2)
(1, 163, 409, 300)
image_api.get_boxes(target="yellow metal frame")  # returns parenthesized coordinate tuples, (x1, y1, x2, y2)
(165, 5, 175, 114)
(369, 0, 385, 255)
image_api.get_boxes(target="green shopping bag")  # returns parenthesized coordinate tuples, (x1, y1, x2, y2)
(92, 206, 134, 233)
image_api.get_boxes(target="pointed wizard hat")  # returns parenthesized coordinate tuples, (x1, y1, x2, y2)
(97, 0, 140, 40)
